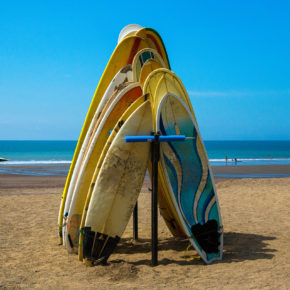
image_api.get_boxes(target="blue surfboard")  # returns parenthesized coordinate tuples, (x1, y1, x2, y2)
(156, 93, 223, 264)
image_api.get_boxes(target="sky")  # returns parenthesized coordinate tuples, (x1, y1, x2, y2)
(0, 0, 289, 140)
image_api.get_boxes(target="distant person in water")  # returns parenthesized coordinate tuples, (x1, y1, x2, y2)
(225, 156, 228, 165)
(234, 158, 238, 165)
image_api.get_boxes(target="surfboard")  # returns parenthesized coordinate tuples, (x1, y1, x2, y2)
(63, 83, 143, 252)
(139, 59, 164, 86)
(143, 69, 198, 237)
(133, 55, 185, 237)
(146, 70, 223, 264)
(82, 100, 152, 265)
(118, 25, 170, 70)
(78, 95, 149, 261)
(118, 24, 143, 43)
(132, 48, 166, 82)
(119, 25, 170, 69)
(143, 68, 195, 118)
(81, 64, 133, 156)
(58, 35, 155, 244)
(134, 28, 171, 70)
(157, 94, 223, 264)
(62, 65, 133, 246)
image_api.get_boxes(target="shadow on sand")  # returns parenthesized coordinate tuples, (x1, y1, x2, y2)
(111, 232, 276, 266)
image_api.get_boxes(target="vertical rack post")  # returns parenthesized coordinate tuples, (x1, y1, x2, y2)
(151, 132, 160, 266)
(133, 202, 138, 240)
(125, 134, 185, 266)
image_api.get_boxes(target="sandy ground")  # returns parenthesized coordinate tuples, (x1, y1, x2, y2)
(0, 172, 290, 289)
(213, 164, 290, 178)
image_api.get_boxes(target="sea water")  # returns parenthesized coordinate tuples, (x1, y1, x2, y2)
(0, 140, 290, 176)
(0, 141, 74, 164)
(206, 140, 290, 166)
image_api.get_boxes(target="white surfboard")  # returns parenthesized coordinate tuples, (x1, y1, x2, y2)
(64, 83, 142, 252)
(118, 24, 143, 44)
(82, 100, 152, 264)
(62, 65, 133, 246)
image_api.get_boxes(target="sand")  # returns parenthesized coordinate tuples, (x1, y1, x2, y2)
(213, 164, 290, 178)
(0, 170, 290, 289)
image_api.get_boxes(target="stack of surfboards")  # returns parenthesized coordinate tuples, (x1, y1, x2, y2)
(58, 24, 223, 266)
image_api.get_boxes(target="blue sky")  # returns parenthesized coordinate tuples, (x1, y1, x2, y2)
(0, 0, 289, 140)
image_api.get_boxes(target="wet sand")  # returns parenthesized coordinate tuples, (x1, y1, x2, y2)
(0, 174, 66, 195)
(0, 168, 289, 288)
(1, 164, 290, 177)
(213, 164, 290, 177)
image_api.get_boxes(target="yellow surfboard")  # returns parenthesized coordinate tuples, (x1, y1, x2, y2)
(78, 95, 150, 261)
(132, 48, 166, 82)
(144, 68, 195, 119)
(132, 53, 184, 236)
(143, 68, 199, 237)
(134, 28, 171, 70)
(58, 35, 156, 244)
(139, 59, 164, 86)
(119, 25, 171, 69)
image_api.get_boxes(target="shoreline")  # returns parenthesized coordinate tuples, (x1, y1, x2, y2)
(0, 164, 289, 196)
(212, 164, 290, 178)
(0, 164, 289, 178)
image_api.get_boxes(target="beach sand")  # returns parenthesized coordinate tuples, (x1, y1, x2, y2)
(0, 168, 289, 289)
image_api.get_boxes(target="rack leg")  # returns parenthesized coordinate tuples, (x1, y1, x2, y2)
(151, 133, 160, 266)
(133, 202, 138, 240)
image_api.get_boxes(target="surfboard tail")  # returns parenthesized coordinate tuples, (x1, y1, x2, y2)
(82, 227, 120, 265)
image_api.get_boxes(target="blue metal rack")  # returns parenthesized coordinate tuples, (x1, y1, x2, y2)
(125, 132, 186, 266)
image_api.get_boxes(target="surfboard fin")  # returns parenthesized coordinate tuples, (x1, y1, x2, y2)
(83, 227, 95, 258)
(67, 234, 74, 251)
(82, 227, 120, 265)
(191, 220, 220, 253)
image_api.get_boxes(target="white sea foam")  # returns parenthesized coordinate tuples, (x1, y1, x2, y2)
(0, 160, 71, 165)
(2, 158, 290, 165)
(209, 158, 290, 162)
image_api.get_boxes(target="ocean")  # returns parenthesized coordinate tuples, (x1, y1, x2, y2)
(0, 140, 290, 176)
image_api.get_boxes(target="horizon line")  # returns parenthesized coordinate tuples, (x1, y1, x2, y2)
(1, 139, 290, 142)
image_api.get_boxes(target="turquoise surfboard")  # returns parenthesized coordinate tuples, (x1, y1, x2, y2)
(156, 93, 223, 264)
